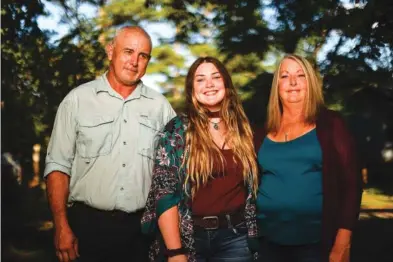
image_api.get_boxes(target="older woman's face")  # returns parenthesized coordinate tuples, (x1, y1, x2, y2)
(193, 62, 226, 112)
(278, 58, 308, 105)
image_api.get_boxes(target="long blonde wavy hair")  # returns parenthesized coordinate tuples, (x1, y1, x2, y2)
(267, 54, 325, 134)
(183, 56, 258, 198)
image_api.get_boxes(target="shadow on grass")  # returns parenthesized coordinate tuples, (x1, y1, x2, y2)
(2, 226, 55, 262)
(3, 213, 393, 261)
(364, 163, 393, 196)
(1, 181, 56, 262)
(351, 214, 393, 262)
(2, 175, 393, 262)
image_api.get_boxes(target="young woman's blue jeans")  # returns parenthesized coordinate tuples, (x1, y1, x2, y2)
(257, 238, 323, 262)
(194, 222, 253, 262)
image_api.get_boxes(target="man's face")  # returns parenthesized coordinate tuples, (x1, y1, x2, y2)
(107, 29, 152, 86)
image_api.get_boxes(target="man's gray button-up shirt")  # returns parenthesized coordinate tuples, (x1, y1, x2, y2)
(44, 74, 176, 212)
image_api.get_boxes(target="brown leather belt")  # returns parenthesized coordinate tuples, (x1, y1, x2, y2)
(193, 211, 245, 230)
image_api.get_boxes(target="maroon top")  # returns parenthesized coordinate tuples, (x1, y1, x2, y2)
(192, 148, 247, 216)
(254, 108, 362, 256)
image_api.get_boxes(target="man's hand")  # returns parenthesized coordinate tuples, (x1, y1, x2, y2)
(168, 254, 188, 262)
(329, 243, 350, 262)
(54, 223, 79, 262)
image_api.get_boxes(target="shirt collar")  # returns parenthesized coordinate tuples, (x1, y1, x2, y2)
(95, 72, 154, 100)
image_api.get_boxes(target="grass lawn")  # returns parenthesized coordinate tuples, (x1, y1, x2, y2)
(362, 188, 393, 209)
(352, 188, 393, 262)
(360, 188, 393, 219)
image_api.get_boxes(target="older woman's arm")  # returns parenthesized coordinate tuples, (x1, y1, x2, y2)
(330, 115, 362, 261)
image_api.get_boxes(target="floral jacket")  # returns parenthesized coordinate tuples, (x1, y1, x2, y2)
(141, 115, 259, 262)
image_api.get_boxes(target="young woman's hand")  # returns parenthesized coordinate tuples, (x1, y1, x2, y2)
(329, 243, 350, 262)
(330, 228, 351, 262)
(168, 254, 188, 262)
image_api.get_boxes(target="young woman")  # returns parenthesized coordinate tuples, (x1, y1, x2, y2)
(254, 54, 362, 262)
(142, 56, 259, 262)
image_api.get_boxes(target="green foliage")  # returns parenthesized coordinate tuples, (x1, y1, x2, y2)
(2, 0, 50, 155)
(2, 3, 393, 258)
(98, 0, 392, 116)
(2, 0, 392, 172)
(148, 44, 186, 75)
(1, 0, 107, 168)
(189, 44, 219, 58)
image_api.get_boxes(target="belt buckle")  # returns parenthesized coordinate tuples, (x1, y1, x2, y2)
(202, 216, 219, 230)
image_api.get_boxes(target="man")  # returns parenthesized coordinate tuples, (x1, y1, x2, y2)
(44, 26, 176, 262)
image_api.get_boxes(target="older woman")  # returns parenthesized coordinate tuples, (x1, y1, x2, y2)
(142, 56, 259, 262)
(255, 54, 362, 262)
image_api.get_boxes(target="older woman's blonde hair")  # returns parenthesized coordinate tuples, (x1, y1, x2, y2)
(266, 54, 325, 133)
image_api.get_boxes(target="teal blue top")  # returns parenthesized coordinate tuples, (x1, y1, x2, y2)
(256, 128, 323, 245)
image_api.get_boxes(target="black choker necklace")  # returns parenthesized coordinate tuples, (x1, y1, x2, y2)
(206, 110, 221, 130)
(206, 110, 221, 118)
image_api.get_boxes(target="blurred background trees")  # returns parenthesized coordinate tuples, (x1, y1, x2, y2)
(2, 0, 392, 190)
(1, 1, 392, 260)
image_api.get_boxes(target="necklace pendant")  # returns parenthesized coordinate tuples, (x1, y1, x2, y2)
(213, 123, 219, 130)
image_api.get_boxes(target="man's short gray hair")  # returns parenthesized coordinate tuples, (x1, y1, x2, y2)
(111, 25, 152, 48)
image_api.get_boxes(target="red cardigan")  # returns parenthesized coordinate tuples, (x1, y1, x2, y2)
(253, 108, 363, 256)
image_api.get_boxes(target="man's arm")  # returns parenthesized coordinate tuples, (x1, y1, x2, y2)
(46, 171, 70, 230)
(44, 93, 79, 262)
(46, 171, 79, 262)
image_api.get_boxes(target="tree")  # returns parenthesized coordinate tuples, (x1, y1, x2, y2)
(96, 0, 393, 176)
(96, 0, 270, 108)
(1, 0, 52, 163)
(1, 0, 108, 181)
(2, 0, 392, 187)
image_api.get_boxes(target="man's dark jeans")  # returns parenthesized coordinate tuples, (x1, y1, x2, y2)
(67, 202, 150, 262)
(194, 222, 252, 262)
(257, 238, 323, 262)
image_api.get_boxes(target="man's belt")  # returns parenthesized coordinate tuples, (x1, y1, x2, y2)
(70, 201, 143, 220)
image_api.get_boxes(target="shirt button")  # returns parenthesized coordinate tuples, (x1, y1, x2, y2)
(123, 141, 126, 145)
(124, 119, 127, 123)
(122, 164, 126, 167)
(120, 187, 124, 191)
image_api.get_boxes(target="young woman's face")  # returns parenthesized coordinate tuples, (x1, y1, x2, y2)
(193, 62, 226, 112)
(278, 58, 308, 105)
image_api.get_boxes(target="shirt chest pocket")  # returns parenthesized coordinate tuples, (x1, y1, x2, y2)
(76, 116, 115, 158)
(137, 116, 162, 160)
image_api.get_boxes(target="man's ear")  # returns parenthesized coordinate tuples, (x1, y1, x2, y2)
(106, 43, 114, 61)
